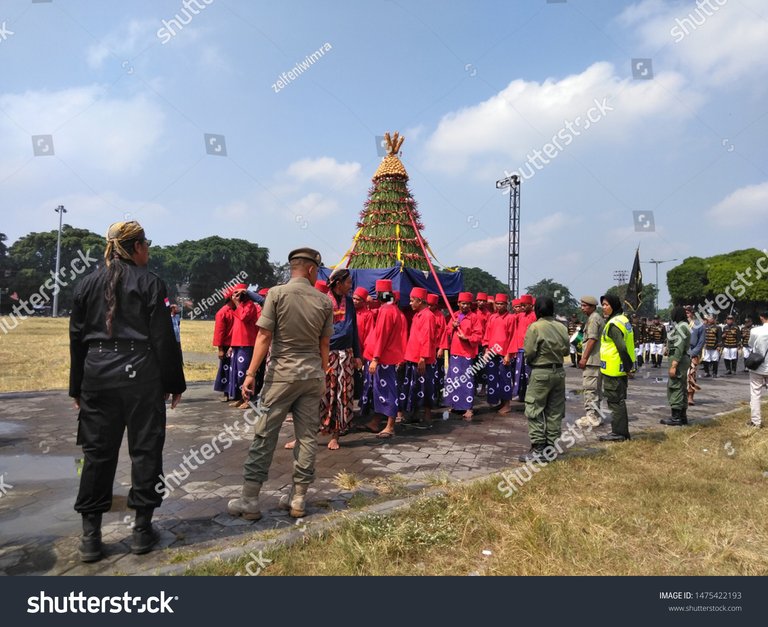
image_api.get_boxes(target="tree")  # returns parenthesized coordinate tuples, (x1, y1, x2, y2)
(271, 262, 290, 285)
(156, 237, 275, 304)
(349, 132, 429, 270)
(461, 267, 507, 296)
(8, 225, 105, 311)
(667, 249, 768, 320)
(607, 283, 658, 317)
(525, 278, 579, 316)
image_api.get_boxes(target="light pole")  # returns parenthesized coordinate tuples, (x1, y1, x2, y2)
(495, 174, 521, 296)
(644, 258, 677, 314)
(53, 205, 67, 317)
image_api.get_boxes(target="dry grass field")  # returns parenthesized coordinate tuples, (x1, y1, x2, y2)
(186, 407, 768, 576)
(0, 317, 216, 393)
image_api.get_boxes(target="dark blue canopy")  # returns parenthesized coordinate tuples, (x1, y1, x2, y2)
(318, 263, 464, 307)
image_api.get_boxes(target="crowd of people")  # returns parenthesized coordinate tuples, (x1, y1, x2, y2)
(68, 222, 768, 563)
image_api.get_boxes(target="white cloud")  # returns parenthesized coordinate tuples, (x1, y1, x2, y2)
(618, 0, 768, 86)
(86, 19, 158, 69)
(213, 156, 364, 226)
(708, 181, 768, 227)
(457, 212, 570, 259)
(0, 86, 165, 175)
(284, 157, 361, 188)
(423, 62, 694, 175)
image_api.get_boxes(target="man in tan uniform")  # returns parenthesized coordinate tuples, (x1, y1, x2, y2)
(576, 295, 605, 428)
(227, 247, 333, 520)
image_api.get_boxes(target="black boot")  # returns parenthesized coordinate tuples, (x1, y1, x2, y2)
(712, 362, 719, 378)
(680, 406, 688, 425)
(131, 508, 159, 555)
(518, 443, 548, 463)
(78, 513, 103, 563)
(661, 408, 684, 426)
(570, 353, 577, 367)
(702, 362, 711, 377)
(637, 354, 644, 368)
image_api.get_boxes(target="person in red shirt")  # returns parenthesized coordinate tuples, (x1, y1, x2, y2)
(401, 287, 437, 429)
(474, 292, 491, 394)
(212, 287, 236, 402)
(314, 280, 329, 294)
(442, 291, 483, 421)
(228, 283, 261, 409)
(353, 286, 374, 352)
(353, 286, 374, 404)
(507, 294, 536, 400)
(484, 293, 517, 414)
(427, 294, 447, 406)
(359, 279, 407, 438)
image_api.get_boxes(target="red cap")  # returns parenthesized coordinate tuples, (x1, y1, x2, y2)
(520, 294, 534, 305)
(258, 288, 269, 297)
(410, 287, 428, 301)
(494, 293, 508, 303)
(375, 279, 393, 293)
(426, 294, 439, 306)
(314, 280, 329, 293)
(222, 286, 235, 299)
(458, 292, 473, 303)
(512, 298, 521, 306)
(233, 283, 248, 291)
(353, 286, 369, 300)
(476, 292, 488, 301)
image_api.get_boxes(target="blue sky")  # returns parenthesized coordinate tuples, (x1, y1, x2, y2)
(1, 0, 767, 306)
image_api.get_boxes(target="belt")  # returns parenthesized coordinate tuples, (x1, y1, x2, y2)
(530, 363, 563, 370)
(87, 340, 151, 353)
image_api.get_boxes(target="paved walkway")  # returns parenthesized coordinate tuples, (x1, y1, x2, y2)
(0, 365, 754, 575)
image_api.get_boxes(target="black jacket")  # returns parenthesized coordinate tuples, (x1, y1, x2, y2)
(69, 261, 186, 396)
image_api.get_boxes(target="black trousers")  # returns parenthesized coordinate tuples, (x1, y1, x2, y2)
(75, 381, 166, 515)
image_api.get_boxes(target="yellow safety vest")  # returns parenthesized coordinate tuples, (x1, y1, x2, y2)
(600, 314, 635, 377)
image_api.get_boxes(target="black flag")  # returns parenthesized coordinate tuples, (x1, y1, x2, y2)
(624, 248, 643, 313)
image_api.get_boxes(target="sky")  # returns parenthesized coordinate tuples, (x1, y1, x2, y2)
(1, 0, 767, 307)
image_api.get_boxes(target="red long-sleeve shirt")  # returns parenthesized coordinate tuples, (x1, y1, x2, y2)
(442, 311, 483, 358)
(476, 308, 490, 343)
(508, 310, 536, 354)
(212, 305, 234, 347)
(432, 308, 447, 357)
(404, 307, 438, 364)
(231, 300, 260, 347)
(364, 303, 407, 365)
(484, 311, 516, 355)
(356, 307, 375, 354)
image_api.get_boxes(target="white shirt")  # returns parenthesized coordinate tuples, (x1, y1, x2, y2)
(748, 322, 768, 375)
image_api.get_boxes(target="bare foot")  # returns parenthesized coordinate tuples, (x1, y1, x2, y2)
(462, 410, 474, 422)
(284, 439, 296, 450)
(327, 438, 340, 450)
(497, 402, 511, 415)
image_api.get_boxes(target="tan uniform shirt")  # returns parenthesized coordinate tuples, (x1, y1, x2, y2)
(583, 310, 605, 367)
(257, 277, 334, 383)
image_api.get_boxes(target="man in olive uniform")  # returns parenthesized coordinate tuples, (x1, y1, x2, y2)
(721, 315, 741, 375)
(661, 306, 691, 426)
(598, 293, 635, 442)
(701, 315, 722, 378)
(576, 295, 605, 428)
(228, 247, 334, 520)
(518, 296, 570, 462)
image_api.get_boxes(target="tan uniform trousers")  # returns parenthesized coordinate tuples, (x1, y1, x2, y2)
(582, 365, 603, 421)
(243, 377, 325, 485)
